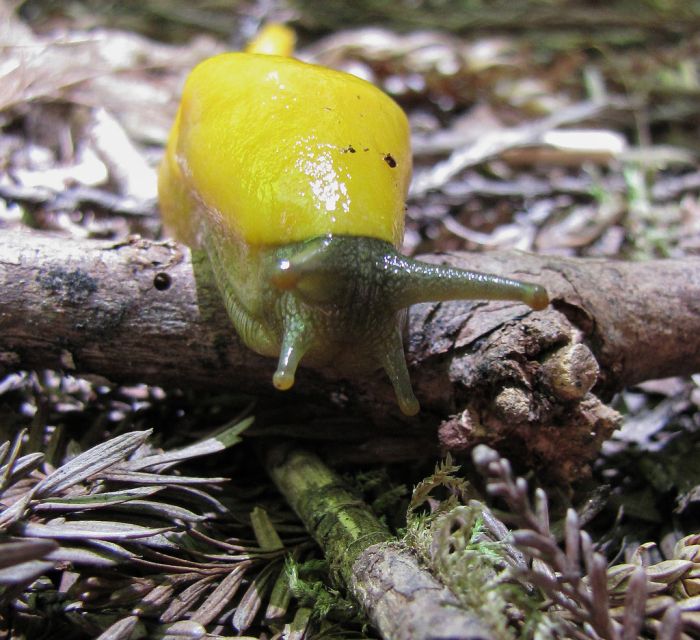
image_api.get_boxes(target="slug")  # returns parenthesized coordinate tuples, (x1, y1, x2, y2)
(158, 25, 549, 415)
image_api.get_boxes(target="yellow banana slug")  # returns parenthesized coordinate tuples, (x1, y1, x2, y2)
(159, 34, 548, 415)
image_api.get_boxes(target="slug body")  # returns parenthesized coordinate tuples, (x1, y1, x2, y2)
(159, 32, 548, 415)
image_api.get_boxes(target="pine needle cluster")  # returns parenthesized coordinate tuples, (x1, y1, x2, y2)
(0, 374, 317, 639)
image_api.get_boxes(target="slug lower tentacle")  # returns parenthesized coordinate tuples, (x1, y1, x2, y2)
(158, 24, 548, 415)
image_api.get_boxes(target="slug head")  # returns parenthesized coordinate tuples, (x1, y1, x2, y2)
(262, 235, 548, 415)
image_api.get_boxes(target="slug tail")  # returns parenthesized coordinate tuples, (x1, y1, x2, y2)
(245, 23, 296, 57)
(378, 328, 420, 416)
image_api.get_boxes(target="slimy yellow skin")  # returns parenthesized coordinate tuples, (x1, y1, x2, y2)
(162, 53, 410, 247)
(159, 32, 548, 415)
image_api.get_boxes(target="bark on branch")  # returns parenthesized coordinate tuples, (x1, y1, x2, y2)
(1, 229, 699, 479)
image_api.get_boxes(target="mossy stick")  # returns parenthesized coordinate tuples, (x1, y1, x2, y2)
(263, 442, 494, 640)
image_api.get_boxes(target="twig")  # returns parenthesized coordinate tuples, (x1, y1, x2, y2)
(263, 442, 495, 640)
(409, 100, 629, 197)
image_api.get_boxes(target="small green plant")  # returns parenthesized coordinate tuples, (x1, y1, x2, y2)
(472, 444, 695, 639)
(401, 448, 698, 639)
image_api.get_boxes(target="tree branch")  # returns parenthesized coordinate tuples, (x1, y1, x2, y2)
(2, 230, 698, 479)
